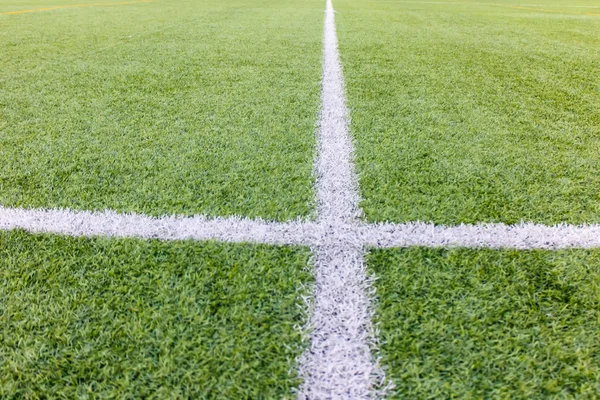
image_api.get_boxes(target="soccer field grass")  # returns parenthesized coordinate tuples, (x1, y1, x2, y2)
(0, 230, 312, 398)
(336, 0, 600, 225)
(369, 248, 600, 398)
(3, 0, 600, 397)
(0, 0, 323, 220)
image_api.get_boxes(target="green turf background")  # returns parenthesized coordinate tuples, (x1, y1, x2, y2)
(0, 0, 323, 220)
(369, 247, 600, 398)
(337, 0, 600, 225)
(0, 231, 313, 398)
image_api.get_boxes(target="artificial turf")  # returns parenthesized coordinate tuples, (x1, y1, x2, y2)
(0, 230, 313, 398)
(0, 0, 323, 220)
(336, 0, 600, 225)
(369, 247, 600, 398)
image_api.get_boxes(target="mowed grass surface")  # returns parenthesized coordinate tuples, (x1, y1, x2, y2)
(0, 231, 312, 398)
(336, 0, 600, 225)
(0, 0, 152, 14)
(0, 0, 323, 220)
(369, 248, 600, 398)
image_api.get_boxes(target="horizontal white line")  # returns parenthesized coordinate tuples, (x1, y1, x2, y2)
(3, 207, 600, 250)
(0, 206, 318, 246)
(362, 222, 600, 250)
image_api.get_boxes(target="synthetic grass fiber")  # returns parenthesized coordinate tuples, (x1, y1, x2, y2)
(336, 0, 600, 225)
(0, 230, 313, 398)
(369, 247, 600, 398)
(0, 0, 323, 220)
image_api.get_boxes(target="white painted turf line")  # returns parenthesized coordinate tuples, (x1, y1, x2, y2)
(297, 0, 386, 398)
(4, 206, 600, 250)
(0, 206, 319, 245)
(361, 222, 600, 250)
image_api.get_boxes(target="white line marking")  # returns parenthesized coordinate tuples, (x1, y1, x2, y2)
(4, 206, 600, 250)
(362, 222, 600, 249)
(314, 3, 361, 226)
(0, 206, 318, 246)
(368, 0, 600, 8)
(299, 243, 385, 399)
(297, 0, 386, 398)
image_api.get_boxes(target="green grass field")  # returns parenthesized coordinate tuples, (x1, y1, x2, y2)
(0, 0, 323, 220)
(337, 0, 600, 225)
(369, 248, 600, 398)
(2, 0, 600, 397)
(0, 230, 312, 398)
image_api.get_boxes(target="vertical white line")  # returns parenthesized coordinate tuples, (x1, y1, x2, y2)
(299, 242, 385, 399)
(315, 0, 361, 226)
(298, 0, 385, 397)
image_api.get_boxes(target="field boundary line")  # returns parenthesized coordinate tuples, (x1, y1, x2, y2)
(4, 206, 600, 250)
(361, 222, 600, 249)
(505, 4, 600, 17)
(297, 0, 386, 398)
(0, 206, 318, 245)
(0, 0, 152, 16)
(367, 1, 600, 16)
